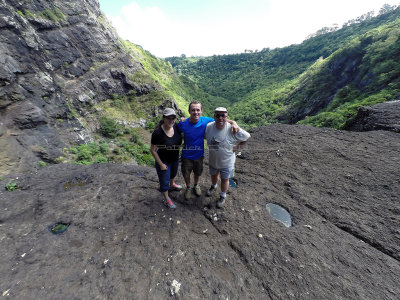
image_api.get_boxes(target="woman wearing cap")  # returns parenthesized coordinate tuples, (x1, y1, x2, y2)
(150, 108, 183, 209)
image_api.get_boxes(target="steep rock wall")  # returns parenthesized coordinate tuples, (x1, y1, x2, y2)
(0, 0, 162, 174)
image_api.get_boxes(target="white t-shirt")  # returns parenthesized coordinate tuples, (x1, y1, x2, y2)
(205, 122, 250, 169)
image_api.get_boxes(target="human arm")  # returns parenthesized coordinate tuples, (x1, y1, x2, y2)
(233, 129, 250, 152)
(150, 144, 168, 170)
(233, 140, 248, 153)
(227, 119, 239, 134)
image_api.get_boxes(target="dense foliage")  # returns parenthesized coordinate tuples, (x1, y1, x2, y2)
(166, 6, 400, 129)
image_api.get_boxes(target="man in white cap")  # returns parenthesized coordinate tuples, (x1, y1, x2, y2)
(205, 107, 250, 208)
(178, 101, 239, 200)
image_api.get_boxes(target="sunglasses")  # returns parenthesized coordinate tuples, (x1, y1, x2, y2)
(214, 114, 227, 119)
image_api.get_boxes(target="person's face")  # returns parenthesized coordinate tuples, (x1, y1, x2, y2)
(214, 112, 227, 129)
(189, 103, 203, 122)
(163, 115, 176, 127)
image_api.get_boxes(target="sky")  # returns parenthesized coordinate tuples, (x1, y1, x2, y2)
(98, 0, 400, 58)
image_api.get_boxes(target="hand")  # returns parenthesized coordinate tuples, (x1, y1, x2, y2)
(181, 117, 186, 122)
(160, 163, 168, 171)
(231, 121, 239, 134)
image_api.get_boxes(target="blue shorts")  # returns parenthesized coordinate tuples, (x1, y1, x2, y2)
(209, 165, 234, 180)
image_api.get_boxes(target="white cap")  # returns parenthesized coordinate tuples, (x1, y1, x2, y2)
(214, 107, 227, 113)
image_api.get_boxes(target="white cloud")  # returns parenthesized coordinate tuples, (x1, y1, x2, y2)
(107, 2, 180, 57)
(106, 0, 400, 58)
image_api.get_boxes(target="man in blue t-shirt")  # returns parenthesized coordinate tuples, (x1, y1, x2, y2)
(178, 101, 238, 200)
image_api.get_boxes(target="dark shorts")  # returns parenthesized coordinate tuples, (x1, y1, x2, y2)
(181, 157, 204, 178)
(155, 160, 179, 192)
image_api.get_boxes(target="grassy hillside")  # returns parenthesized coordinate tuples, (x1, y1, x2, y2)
(166, 6, 400, 129)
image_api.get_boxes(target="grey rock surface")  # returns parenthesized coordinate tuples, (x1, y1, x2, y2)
(1, 124, 399, 299)
(0, 0, 162, 175)
(344, 100, 400, 132)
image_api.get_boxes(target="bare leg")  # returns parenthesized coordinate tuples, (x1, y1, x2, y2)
(194, 174, 200, 185)
(162, 191, 170, 201)
(220, 178, 229, 193)
(184, 176, 191, 187)
(211, 173, 219, 185)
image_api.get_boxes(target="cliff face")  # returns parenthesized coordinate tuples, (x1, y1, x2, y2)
(0, 0, 166, 175)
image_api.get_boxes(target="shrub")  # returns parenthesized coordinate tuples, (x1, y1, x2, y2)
(5, 181, 18, 191)
(99, 117, 122, 138)
(130, 132, 139, 143)
(99, 143, 109, 154)
(145, 121, 155, 130)
(94, 156, 108, 163)
(55, 156, 65, 164)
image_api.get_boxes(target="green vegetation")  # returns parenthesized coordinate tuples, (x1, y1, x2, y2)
(99, 117, 123, 139)
(166, 6, 400, 129)
(65, 125, 154, 167)
(41, 7, 65, 22)
(120, 40, 224, 117)
(18, 7, 65, 22)
(50, 223, 69, 234)
(5, 181, 18, 191)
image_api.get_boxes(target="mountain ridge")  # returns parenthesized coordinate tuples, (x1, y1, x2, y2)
(166, 6, 400, 129)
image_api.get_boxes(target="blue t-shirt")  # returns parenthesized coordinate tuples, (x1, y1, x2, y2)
(178, 116, 214, 160)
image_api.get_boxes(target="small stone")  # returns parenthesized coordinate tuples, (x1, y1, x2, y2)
(2, 290, 10, 296)
(304, 225, 312, 230)
(170, 279, 181, 296)
(21, 253, 26, 257)
(177, 220, 181, 224)
(258, 234, 263, 239)
(104, 259, 109, 265)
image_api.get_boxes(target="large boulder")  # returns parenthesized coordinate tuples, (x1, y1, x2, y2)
(344, 100, 400, 132)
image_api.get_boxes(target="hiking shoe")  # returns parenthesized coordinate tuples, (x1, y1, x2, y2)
(206, 185, 217, 197)
(169, 183, 183, 191)
(216, 196, 226, 208)
(194, 185, 201, 196)
(184, 188, 191, 200)
(164, 199, 176, 209)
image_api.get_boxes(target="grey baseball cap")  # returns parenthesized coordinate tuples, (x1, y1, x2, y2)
(163, 108, 176, 116)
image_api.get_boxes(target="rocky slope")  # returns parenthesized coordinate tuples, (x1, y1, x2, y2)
(344, 100, 400, 132)
(0, 0, 176, 175)
(1, 124, 399, 299)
